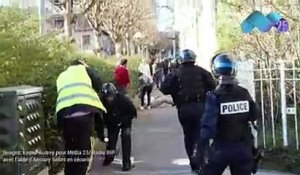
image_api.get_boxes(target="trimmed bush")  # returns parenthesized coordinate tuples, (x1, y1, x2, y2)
(77, 53, 140, 96)
(261, 148, 300, 174)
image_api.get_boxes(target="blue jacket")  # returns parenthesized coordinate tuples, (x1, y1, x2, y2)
(190, 91, 219, 166)
(199, 91, 219, 146)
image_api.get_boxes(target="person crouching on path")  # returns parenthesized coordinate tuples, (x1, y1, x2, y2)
(101, 83, 137, 171)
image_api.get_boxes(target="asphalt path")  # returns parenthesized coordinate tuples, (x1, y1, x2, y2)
(91, 107, 295, 175)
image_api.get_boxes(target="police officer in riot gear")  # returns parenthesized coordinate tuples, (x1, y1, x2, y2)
(193, 52, 258, 175)
(160, 49, 215, 172)
(162, 57, 170, 76)
(169, 57, 181, 73)
(100, 83, 137, 171)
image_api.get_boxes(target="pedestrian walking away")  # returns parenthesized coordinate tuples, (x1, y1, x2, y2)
(55, 59, 107, 175)
(192, 52, 259, 175)
(100, 83, 137, 171)
(153, 58, 164, 88)
(160, 49, 215, 173)
(114, 58, 130, 94)
(138, 72, 153, 110)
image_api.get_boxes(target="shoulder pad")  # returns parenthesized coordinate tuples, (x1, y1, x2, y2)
(238, 85, 249, 92)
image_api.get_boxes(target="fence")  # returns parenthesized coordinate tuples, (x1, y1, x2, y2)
(237, 60, 300, 150)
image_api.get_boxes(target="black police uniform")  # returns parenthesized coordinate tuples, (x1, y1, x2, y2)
(101, 93, 137, 170)
(160, 62, 215, 170)
(153, 60, 164, 88)
(169, 58, 180, 73)
(162, 59, 169, 76)
(198, 82, 258, 175)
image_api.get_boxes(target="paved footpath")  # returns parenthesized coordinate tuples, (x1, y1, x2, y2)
(91, 106, 295, 175)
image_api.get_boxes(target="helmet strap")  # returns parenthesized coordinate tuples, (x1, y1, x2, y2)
(218, 75, 238, 85)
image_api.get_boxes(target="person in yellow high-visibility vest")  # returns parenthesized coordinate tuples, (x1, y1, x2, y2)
(56, 59, 107, 175)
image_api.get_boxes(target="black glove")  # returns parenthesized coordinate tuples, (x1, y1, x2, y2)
(98, 135, 105, 142)
(94, 114, 105, 141)
(252, 149, 263, 174)
(190, 144, 206, 171)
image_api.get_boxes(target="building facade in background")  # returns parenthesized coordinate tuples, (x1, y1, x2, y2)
(156, 0, 174, 31)
(1, 0, 157, 54)
(0, 0, 102, 52)
(174, 0, 217, 71)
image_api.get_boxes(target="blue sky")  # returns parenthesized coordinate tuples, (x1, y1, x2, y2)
(0, 0, 9, 6)
(156, 0, 174, 31)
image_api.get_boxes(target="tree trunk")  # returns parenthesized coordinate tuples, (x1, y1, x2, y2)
(94, 33, 102, 57)
(125, 38, 130, 56)
(115, 41, 122, 58)
(64, 0, 72, 38)
(130, 41, 135, 55)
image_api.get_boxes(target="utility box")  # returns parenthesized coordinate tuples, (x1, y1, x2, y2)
(0, 85, 46, 175)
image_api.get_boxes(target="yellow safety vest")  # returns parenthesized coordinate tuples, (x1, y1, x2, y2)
(55, 65, 107, 114)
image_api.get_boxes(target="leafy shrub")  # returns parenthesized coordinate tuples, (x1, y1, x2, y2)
(261, 148, 300, 174)
(76, 53, 141, 96)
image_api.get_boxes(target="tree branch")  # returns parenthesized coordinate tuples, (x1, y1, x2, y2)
(266, 1, 300, 22)
(81, 0, 97, 15)
(221, 1, 244, 11)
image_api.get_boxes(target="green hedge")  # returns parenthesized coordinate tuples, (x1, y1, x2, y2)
(261, 148, 300, 174)
(0, 7, 140, 174)
(0, 40, 140, 174)
(76, 53, 140, 96)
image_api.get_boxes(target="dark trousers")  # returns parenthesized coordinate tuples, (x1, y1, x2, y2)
(105, 120, 132, 167)
(140, 85, 153, 106)
(154, 69, 164, 88)
(202, 141, 253, 175)
(177, 102, 204, 170)
(63, 114, 93, 175)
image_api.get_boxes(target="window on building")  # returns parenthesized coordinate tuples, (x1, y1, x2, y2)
(53, 18, 64, 29)
(83, 19, 91, 29)
(82, 35, 91, 45)
(53, 0, 60, 5)
(75, 17, 91, 31)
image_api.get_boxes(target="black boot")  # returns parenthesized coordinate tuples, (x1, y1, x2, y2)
(191, 169, 202, 175)
(252, 149, 263, 174)
(103, 157, 114, 166)
(122, 162, 135, 171)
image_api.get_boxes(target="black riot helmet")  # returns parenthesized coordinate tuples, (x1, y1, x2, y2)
(180, 49, 196, 63)
(101, 83, 118, 97)
(211, 52, 237, 78)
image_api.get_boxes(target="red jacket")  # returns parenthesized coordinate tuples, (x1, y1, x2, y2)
(114, 65, 130, 87)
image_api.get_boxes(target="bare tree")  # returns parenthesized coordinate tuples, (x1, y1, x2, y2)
(53, 0, 155, 56)
(139, 20, 160, 45)
(77, 0, 113, 52)
(50, 0, 73, 38)
(122, 0, 153, 56)
(97, 0, 153, 57)
(50, 0, 98, 38)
